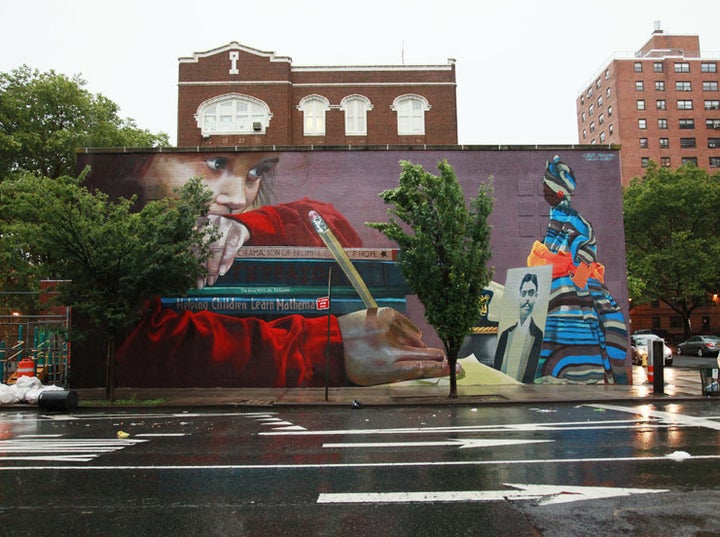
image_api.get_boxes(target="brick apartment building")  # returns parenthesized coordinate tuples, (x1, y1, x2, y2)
(576, 27, 720, 186)
(577, 27, 720, 342)
(176, 42, 458, 147)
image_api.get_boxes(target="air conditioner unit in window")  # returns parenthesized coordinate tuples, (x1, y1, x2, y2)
(253, 122, 262, 131)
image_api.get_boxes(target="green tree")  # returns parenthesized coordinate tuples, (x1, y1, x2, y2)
(0, 171, 216, 399)
(367, 160, 493, 398)
(0, 65, 169, 180)
(624, 162, 720, 338)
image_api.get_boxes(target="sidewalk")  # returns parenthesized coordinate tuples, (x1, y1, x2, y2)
(73, 366, 712, 408)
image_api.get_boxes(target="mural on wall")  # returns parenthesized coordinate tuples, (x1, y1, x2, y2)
(78, 149, 631, 388)
(493, 266, 551, 384)
(526, 156, 628, 384)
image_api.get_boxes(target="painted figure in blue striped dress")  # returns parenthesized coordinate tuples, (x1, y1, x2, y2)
(527, 156, 628, 384)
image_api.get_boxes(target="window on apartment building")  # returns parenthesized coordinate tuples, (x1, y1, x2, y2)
(651, 316, 661, 329)
(635, 81, 644, 91)
(607, 105, 613, 116)
(674, 62, 690, 73)
(679, 118, 695, 129)
(392, 94, 429, 135)
(710, 156, 720, 168)
(659, 138, 669, 148)
(597, 96, 603, 106)
(677, 100, 693, 110)
(670, 316, 682, 329)
(298, 95, 330, 136)
(605, 68, 610, 79)
(606, 87, 611, 98)
(599, 131, 606, 143)
(582, 112, 586, 122)
(636, 100, 645, 110)
(682, 156, 698, 166)
(638, 118, 647, 129)
(680, 137, 696, 148)
(703, 81, 719, 91)
(589, 104, 594, 115)
(590, 121, 596, 132)
(658, 118, 668, 129)
(582, 128, 587, 139)
(676, 81, 692, 91)
(705, 100, 720, 110)
(708, 137, 720, 148)
(195, 93, 272, 136)
(340, 95, 373, 136)
(609, 124, 614, 135)
(661, 157, 671, 167)
(656, 99, 666, 110)
(702, 62, 718, 73)
(598, 113, 605, 125)
(639, 137, 648, 148)
(596, 78, 602, 89)
(653, 62, 664, 73)
(587, 87, 593, 98)
(655, 81, 665, 91)
(634, 62, 643, 72)
(641, 157, 650, 168)
(707, 119, 720, 129)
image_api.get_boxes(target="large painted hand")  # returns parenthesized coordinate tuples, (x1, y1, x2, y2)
(198, 215, 251, 289)
(338, 307, 455, 386)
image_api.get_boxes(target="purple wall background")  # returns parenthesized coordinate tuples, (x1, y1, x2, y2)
(79, 146, 627, 355)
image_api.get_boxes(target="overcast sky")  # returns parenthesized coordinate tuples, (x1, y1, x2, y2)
(2, 0, 719, 146)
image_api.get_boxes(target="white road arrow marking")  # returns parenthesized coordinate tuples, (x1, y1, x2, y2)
(323, 438, 553, 449)
(317, 483, 669, 505)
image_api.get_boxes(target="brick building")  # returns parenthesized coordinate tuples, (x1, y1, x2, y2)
(576, 27, 720, 185)
(177, 42, 457, 147)
(577, 27, 720, 343)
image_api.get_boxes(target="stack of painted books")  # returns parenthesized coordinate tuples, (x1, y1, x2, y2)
(161, 246, 410, 318)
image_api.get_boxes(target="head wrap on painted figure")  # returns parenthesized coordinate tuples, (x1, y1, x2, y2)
(543, 155, 576, 204)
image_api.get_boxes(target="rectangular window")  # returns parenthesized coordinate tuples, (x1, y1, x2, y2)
(636, 81, 644, 91)
(653, 62, 664, 73)
(705, 100, 720, 110)
(656, 99, 666, 110)
(677, 100, 693, 110)
(710, 156, 720, 168)
(659, 138, 669, 148)
(639, 137, 648, 148)
(674, 62, 690, 73)
(702, 63, 718, 73)
(703, 81, 719, 91)
(641, 157, 649, 168)
(634, 62, 643, 72)
(636, 99, 646, 110)
(680, 138, 696, 148)
(676, 81, 692, 91)
(638, 118, 647, 129)
(707, 119, 720, 129)
(682, 157, 698, 166)
(655, 81, 665, 91)
(658, 118, 668, 129)
(661, 157, 671, 167)
(670, 316, 682, 329)
(679, 119, 695, 129)
(651, 316, 661, 329)
(708, 138, 720, 148)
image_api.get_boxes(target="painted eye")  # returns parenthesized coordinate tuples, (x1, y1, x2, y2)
(205, 157, 228, 170)
(247, 158, 278, 180)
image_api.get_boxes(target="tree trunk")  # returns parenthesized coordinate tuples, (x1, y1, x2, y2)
(104, 337, 115, 401)
(445, 338, 462, 399)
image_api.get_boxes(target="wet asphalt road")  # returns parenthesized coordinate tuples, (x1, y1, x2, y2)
(2, 399, 720, 536)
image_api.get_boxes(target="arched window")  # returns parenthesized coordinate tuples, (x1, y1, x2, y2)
(297, 95, 330, 136)
(391, 94, 430, 135)
(195, 94, 272, 136)
(340, 95, 373, 136)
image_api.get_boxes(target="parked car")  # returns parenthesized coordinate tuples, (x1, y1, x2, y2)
(631, 334, 673, 366)
(676, 335, 720, 357)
